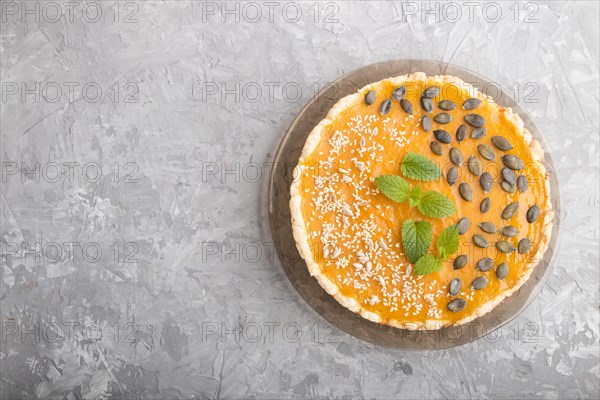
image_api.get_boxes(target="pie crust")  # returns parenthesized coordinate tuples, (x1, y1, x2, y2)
(290, 72, 553, 330)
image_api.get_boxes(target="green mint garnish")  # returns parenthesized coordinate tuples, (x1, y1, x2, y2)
(375, 175, 410, 203)
(401, 152, 442, 182)
(414, 254, 442, 275)
(436, 224, 460, 260)
(417, 191, 456, 218)
(401, 219, 433, 264)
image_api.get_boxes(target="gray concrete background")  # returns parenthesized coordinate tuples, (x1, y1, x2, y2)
(0, 1, 598, 399)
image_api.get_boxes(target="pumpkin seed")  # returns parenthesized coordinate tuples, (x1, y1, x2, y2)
(423, 86, 440, 98)
(502, 167, 516, 185)
(447, 298, 466, 312)
(477, 144, 495, 160)
(463, 98, 481, 110)
(434, 129, 452, 144)
(447, 166, 458, 186)
(502, 154, 524, 170)
(518, 237, 531, 254)
(380, 99, 392, 116)
(471, 128, 487, 139)
(480, 172, 493, 193)
(438, 100, 456, 111)
(496, 241, 516, 254)
(501, 180, 516, 193)
(457, 218, 470, 235)
(400, 99, 413, 115)
(392, 86, 406, 101)
(496, 262, 509, 280)
(473, 234, 489, 248)
(459, 182, 473, 201)
(479, 221, 497, 233)
(422, 115, 432, 132)
(472, 276, 488, 290)
(526, 205, 540, 223)
(365, 90, 376, 106)
(456, 124, 467, 143)
(501, 202, 519, 219)
(449, 278, 462, 295)
(430, 141, 442, 156)
(420, 97, 433, 112)
(464, 114, 485, 128)
(449, 147, 463, 166)
(480, 197, 491, 213)
(454, 254, 468, 269)
(492, 136, 513, 151)
(501, 226, 518, 237)
(517, 175, 528, 193)
(467, 155, 482, 176)
(434, 113, 453, 124)
(477, 258, 494, 272)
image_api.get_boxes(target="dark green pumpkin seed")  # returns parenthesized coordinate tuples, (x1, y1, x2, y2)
(502, 154, 525, 170)
(400, 99, 413, 115)
(518, 237, 531, 254)
(422, 115, 432, 132)
(502, 167, 516, 185)
(449, 147, 463, 166)
(480, 197, 491, 213)
(496, 262, 509, 280)
(471, 128, 487, 139)
(492, 136, 513, 151)
(430, 141, 442, 155)
(465, 114, 485, 128)
(467, 155, 482, 176)
(423, 86, 440, 98)
(477, 258, 494, 272)
(463, 98, 481, 110)
(479, 221, 497, 233)
(501, 180, 516, 193)
(480, 172, 493, 193)
(434, 130, 452, 144)
(473, 234, 488, 248)
(449, 278, 462, 295)
(496, 241, 516, 253)
(457, 218, 470, 235)
(456, 124, 467, 143)
(438, 100, 456, 111)
(477, 144, 495, 160)
(392, 86, 406, 101)
(447, 166, 458, 186)
(420, 97, 433, 112)
(454, 254, 468, 269)
(472, 276, 488, 290)
(447, 298, 466, 312)
(501, 226, 518, 237)
(526, 205, 540, 223)
(501, 202, 519, 219)
(380, 99, 392, 116)
(365, 90, 376, 106)
(517, 175, 528, 193)
(434, 113, 453, 124)
(459, 182, 473, 201)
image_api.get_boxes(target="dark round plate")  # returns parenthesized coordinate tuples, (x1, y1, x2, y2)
(268, 60, 561, 350)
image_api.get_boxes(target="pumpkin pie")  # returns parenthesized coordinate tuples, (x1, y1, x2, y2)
(290, 72, 553, 330)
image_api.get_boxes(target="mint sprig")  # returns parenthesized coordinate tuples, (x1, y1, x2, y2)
(401, 152, 442, 181)
(436, 224, 460, 260)
(374, 175, 410, 203)
(402, 219, 433, 263)
(414, 254, 442, 275)
(417, 191, 456, 218)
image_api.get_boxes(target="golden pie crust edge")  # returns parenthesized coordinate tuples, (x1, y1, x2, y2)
(289, 72, 554, 330)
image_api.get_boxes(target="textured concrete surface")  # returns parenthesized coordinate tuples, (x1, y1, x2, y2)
(0, 1, 598, 399)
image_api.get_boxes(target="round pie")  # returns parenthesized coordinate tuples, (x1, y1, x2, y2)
(290, 72, 553, 330)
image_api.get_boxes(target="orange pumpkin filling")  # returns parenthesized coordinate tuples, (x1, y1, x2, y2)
(295, 76, 551, 327)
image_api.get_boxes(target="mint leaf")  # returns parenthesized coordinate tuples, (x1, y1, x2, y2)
(417, 191, 456, 218)
(407, 186, 421, 207)
(436, 224, 460, 260)
(401, 152, 442, 182)
(414, 254, 442, 275)
(375, 175, 410, 203)
(402, 219, 433, 264)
